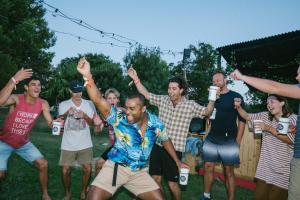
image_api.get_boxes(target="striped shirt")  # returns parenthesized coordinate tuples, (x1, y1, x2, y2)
(249, 112, 297, 189)
(149, 93, 206, 152)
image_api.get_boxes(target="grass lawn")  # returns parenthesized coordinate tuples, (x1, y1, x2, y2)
(0, 108, 254, 200)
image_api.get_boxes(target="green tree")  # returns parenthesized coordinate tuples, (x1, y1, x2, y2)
(123, 47, 170, 112)
(170, 43, 219, 104)
(228, 54, 300, 112)
(0, 0, 55, 90)
(124, 47, 169, 95)
(43, 53, 125, 106)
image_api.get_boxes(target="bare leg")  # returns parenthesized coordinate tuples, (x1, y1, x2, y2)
(81, 163, 91, 199)
(137, 189, 164, 200)
(95, 158, 106, 175)
(86, 185, 112, 200)
(168, 181, 181, 200)
(61, 165, 72, 200)
(203, 162, 215, 193)
(151, 175, 163, 193)
(34, 159, 51, 200)
(223, 165, 235, 200)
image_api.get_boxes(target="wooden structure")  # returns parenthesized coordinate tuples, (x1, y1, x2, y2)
(186, 30, 300, 179)
(214, 123, 261, 180)
(185, 121, 261, 179)
(217, 29, 300, 80)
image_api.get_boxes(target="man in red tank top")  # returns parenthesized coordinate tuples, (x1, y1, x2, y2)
(0, 68, 53, 200)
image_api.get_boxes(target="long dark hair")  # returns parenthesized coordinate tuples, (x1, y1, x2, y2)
(267, 94, 293, 121)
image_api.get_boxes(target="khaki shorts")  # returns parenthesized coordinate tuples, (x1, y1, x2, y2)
(59, 148, 93, 166)
(92, 160, 159, 196)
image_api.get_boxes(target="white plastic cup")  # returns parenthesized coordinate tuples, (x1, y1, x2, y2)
(253, 120, 263, 135)
(277, 118, 290, 135)
(208, 86, 219, 101)
(209, 108, 217, 120)
(247, 121, 254, 132)
(52, 121, 62, 135)
(179, 168, 189, 185)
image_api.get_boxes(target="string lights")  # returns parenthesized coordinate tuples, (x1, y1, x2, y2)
(40, 0, 182, 56)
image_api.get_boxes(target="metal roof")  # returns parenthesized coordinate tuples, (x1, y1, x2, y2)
(217, 30, 300, 77)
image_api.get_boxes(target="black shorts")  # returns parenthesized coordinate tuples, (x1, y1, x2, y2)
(149, 144, 182, 182)
(101, 145, 113, 160)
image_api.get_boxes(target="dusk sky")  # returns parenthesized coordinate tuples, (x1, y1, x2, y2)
(44, 0, 300, 96)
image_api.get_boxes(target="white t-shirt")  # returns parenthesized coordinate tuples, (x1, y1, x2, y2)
(58, 98, 95, 151)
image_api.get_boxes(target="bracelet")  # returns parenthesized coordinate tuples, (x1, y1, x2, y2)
(11, 77, 18, 84)
(83, 76, 95, 88)
(11, 77, 18, 90)
(134, 78, 140, 85)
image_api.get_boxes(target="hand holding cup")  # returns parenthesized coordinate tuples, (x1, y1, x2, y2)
(208, 86, 219, 101)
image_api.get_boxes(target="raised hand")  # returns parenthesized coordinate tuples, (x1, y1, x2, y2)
(13, 68, 33, 82)
(230, 69, 243, 80)
(77, 57, 91, 78)
(127, 67, 139, 81)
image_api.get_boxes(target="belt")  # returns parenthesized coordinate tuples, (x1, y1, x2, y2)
(111, 162, 143, 186)
(112, 163, 119, 186)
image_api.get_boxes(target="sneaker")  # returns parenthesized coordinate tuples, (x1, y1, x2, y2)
(199, 194, 212, 200)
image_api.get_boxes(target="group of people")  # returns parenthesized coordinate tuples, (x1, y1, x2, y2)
(0, 57, 299, 200)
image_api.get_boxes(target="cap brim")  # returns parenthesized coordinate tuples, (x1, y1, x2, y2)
(71, 88, 83, 93)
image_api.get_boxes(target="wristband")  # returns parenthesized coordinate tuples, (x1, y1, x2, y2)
(83, 76, 95, 88)
(134, 78, 140, 85)
(11, 77, 18, 90)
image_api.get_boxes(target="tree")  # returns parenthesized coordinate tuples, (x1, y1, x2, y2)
(124, 47, 169, 95)
(43, 53, 125, 106)
(124, 47, 169, 94)
(123, 47, 170, 112)
(170, 42, 219, 104)
(228, 54, 300, 112)
(0, 0, 55, 90)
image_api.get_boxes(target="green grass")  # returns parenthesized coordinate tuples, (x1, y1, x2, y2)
(0, 108, 253, 200)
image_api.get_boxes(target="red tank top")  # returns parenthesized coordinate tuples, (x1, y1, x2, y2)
(0, 94, 43, 148)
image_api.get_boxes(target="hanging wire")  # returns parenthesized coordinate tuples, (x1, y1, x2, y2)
(40, 0, 183, 55)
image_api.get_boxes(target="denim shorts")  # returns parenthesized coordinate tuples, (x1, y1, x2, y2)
(202, 139, 240, 165)
(0, 141, 43, 171)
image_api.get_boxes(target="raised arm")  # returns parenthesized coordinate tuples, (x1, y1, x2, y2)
(127, 67, 150, 100)
(76, 58, 111, 118)
(0, 68, 33, 105)
(42, 100, 53, 127)
(233, 98, 250, 121)
(230, 69, 300, 99)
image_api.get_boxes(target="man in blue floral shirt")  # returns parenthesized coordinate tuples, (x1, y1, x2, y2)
(106, 105, 169, 171)
(77, 57, 188, 200)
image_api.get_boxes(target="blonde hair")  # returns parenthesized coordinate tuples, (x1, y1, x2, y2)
(104, 88, 120, 99)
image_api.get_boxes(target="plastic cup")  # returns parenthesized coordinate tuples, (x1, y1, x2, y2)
(208, 86, 219, 101)
(52, 121, 62, 135)
(277, 118, 290, 135)
(253, 120, 263, 135)
(209, 108, 217, 120)
(179, 168, 189, 185)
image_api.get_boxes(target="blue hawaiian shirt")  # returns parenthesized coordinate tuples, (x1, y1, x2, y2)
(106, 106, 169, 171)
